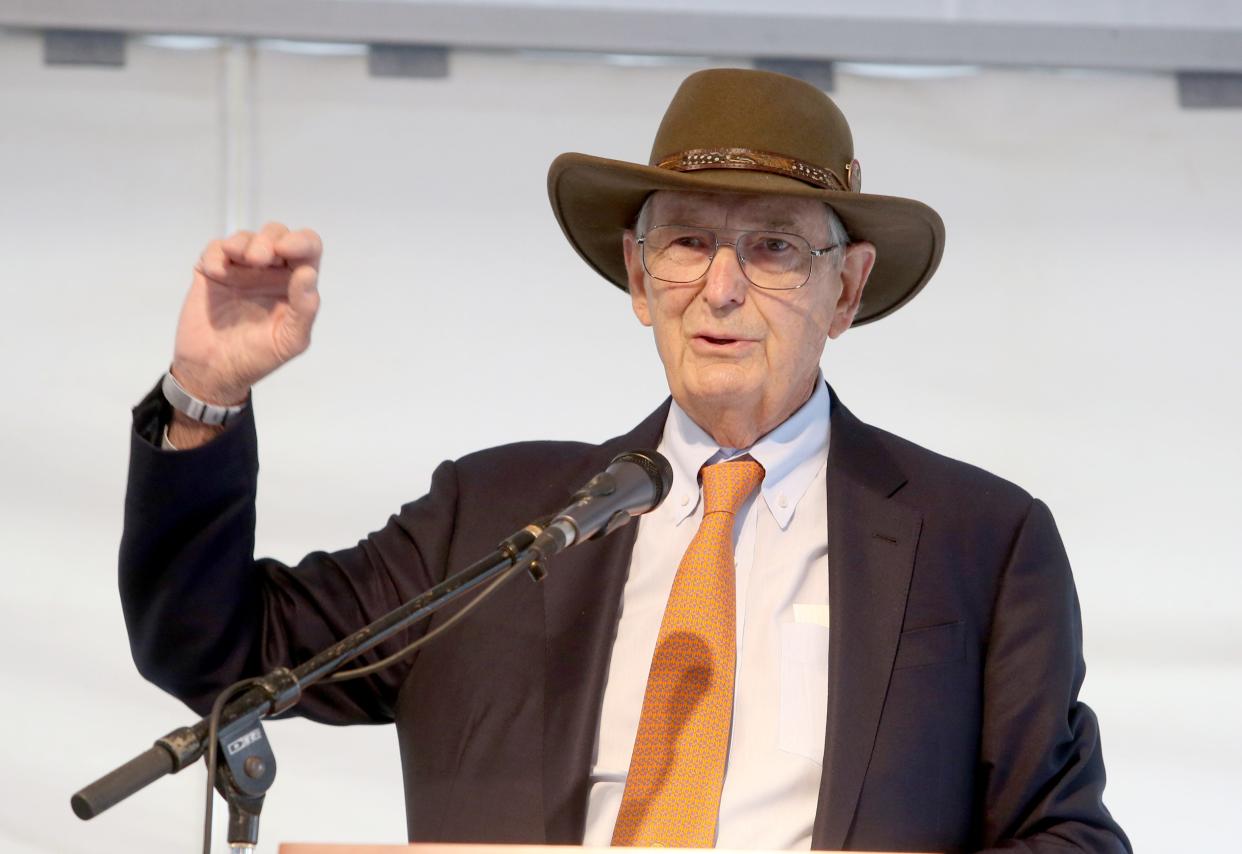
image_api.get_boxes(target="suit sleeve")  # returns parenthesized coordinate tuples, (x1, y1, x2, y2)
(976, 498, 1131, 853)
(119, 383, 457, 723)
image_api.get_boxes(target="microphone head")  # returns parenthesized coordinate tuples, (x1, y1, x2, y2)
(608, 449, 674, 510)
(547, 449, 675, 550)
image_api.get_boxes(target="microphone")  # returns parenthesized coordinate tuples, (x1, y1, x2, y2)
(527, 449, 673, 565)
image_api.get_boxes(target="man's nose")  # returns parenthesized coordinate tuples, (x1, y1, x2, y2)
(701, 243, 749, 308)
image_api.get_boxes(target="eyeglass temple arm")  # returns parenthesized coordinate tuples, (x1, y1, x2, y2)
(809, 243, 842, 256)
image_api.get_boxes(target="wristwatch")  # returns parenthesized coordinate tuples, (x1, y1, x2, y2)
(161, 371, 248, 427)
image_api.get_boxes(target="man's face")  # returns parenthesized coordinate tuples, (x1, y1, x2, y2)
(623, 190, 875, 441)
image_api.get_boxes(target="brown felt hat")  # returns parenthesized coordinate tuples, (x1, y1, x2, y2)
(547, 67, 945, 325)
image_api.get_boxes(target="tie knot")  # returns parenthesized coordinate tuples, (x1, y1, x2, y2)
(700, 459, 765, 515)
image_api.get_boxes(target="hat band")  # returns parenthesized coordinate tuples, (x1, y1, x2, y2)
(655, 147, 849, 192)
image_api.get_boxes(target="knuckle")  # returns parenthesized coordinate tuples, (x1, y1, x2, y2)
(246, 238, 272, 259)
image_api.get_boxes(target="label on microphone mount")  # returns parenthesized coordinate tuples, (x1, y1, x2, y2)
(226, 727, 264, 756)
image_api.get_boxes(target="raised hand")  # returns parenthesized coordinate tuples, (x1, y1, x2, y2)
(172, 222, 322, 406)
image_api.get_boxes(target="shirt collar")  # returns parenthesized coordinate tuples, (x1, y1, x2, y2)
(657, 376, 832, 529)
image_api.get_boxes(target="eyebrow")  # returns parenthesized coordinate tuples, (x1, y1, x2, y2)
(657, 211, 802, 231)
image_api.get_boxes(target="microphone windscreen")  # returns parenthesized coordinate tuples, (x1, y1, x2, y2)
(610, 449, 673, 508)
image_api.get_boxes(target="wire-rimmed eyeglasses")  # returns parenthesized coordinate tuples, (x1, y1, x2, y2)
(636, 225, 840, 291)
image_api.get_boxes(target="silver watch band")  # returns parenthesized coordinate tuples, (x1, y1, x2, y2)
(161, 371, 248, 427)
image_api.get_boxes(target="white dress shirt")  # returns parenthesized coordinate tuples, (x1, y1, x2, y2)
(582, 380, 833, 849)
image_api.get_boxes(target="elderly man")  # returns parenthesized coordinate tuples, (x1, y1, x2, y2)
(121, 69, 1129, 852)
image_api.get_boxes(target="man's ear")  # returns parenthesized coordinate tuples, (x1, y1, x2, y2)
(623, 230, 652, 327)
(828, 241, 877, 339)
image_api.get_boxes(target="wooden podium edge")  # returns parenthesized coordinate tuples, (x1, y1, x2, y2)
(278, 844, 916, 853)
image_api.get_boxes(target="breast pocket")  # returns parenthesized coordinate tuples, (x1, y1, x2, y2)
(893, 620, 965, 670)
(778, 621, 830, 764)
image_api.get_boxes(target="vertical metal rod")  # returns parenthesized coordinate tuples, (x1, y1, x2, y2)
(219, 38, 256, 235)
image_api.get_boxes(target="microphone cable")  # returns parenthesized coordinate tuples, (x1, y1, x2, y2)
(325, 558, 524, 683)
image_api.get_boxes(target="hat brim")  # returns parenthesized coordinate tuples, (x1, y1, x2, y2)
(548, 152, 945, 326)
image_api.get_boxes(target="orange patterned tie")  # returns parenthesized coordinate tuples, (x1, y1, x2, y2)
(612, 459, 765, 848)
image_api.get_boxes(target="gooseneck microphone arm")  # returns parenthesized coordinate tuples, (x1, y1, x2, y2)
(71, 448, 673, 851)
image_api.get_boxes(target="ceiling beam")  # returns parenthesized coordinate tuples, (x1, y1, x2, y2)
(3, 0, 1241, 73)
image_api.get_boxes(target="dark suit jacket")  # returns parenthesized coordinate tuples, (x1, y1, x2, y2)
(121, 383, 1129, 853)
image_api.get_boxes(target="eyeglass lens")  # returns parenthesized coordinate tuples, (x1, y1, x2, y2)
(641, 225, 813, 290)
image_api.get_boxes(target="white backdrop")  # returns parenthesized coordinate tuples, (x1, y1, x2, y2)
(1, 29, 1240, 852)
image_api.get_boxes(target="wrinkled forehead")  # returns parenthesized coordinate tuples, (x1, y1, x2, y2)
(645, 189, 831, 237)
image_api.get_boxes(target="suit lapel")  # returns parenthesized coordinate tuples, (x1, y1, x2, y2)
(540, 401, 670, 843)
(812, 394, 923, 850)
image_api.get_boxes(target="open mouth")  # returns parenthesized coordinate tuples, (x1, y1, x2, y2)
(693, 334, 755, 352)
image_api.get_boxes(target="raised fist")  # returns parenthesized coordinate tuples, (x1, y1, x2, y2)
(171, 222, 322, 405)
